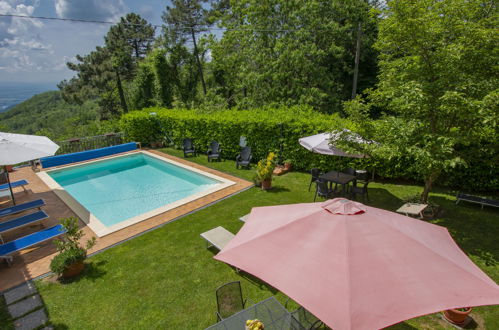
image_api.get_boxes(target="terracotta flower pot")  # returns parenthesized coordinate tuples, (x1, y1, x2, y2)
(284, 163, 292, 171)
(62, 261, 85, 279)
(261, 178, 272, 190)
(443, 307, 472, 325)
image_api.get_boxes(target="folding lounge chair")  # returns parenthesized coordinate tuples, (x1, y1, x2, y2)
(0, 199, 45, 218)
(200, 226, 234, 250)
(0, 210, 49, 241)
(0, 224, 66, 265)
(0, 179, 29, 192)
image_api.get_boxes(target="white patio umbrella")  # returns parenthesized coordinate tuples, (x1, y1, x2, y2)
(299, 130, 368, 158)
(0, 132, 59, 204)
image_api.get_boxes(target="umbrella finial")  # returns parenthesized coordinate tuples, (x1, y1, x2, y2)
(321, 198, 366, 215)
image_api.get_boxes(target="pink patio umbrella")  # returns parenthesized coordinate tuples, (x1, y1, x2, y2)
(215, 198, 499, 330)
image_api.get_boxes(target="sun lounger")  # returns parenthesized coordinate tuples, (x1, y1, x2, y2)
(456, 193, 499, 209)
(0, 179, 28, 192)
(0, 199, 45, 218)
(200, 226, 235, 250)
(0, 210, 49, 237)
(0, 224, 66, 264)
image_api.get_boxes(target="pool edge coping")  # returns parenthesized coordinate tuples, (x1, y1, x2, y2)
(36, 150, 236, 237)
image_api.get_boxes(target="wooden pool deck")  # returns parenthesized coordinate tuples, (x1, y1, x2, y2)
(0, 150, 252, 291)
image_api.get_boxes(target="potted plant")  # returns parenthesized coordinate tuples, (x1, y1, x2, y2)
(50, 217, 96, 279)
(443, 307, 472, 325)
(283, 159, 292, 171)
(256, 152, 277, 190)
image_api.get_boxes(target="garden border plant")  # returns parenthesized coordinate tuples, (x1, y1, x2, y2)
(120, 107, 498, 191)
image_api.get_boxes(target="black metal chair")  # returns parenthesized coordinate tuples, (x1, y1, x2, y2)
(343, 167, 357, 193)
(182, 138, 196, 158)
(236, 146, 252, 169)
(215, 281, 247, 321)
(308, 168, 322, 191)
(343, 167, 356, 176)
(314, 179, 336, 202)
(291, 306, 326, 329)
(207, 141, 222, 162)
(350, 180, 370, 202)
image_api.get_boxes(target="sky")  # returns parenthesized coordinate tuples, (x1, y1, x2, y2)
(0, 0, 171, 85)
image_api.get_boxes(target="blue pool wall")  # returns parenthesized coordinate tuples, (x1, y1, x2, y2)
(41, 142, 138, 168)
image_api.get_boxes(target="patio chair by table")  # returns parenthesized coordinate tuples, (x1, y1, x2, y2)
(0, 224, 66, 265)
(216, 281, 247, 321)
(236, 146, 252, 169)
(314, 180, 336, 202)
(207, 141, 222, 162)
(182, 138, 197, 158)
(308, 168, 322, 192)
(350, 180, 370, 202)
(200, 226, 234, 251)
(0, 179, 29, 192)
(292, 307, 325, 330)
(0, 199, 45, 218)
(0, 210, 49, 241)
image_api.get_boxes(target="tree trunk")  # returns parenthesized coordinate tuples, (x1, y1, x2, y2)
(420, 170, 440, 203)
(191, 28, 207, 95)
(115, 70, 128, 113)
(351, 22, 362, 99)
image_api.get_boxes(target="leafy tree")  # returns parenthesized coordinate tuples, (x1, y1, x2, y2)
(162, 0, 210, 95)
(210, 0, 378, 112)
(151, 49, 175, 107)
(343, 0, 498, 202)
(60, 14, 154, 116)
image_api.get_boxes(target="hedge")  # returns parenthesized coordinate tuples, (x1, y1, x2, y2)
(120, 107, 498, 191)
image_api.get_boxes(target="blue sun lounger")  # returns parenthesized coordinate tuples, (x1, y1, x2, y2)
(0, 224, 66, 264)
(0, 179, 29, 192)
(0, 199, 45, 218)
(0, 210, 49, 238)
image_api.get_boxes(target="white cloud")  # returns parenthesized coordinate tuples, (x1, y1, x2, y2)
(55, 0, 126, 22)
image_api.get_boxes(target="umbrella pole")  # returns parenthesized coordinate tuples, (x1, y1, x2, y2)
(4, 166, 16, 205)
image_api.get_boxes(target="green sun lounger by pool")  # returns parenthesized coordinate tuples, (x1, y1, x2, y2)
(0, 224, 66, 264)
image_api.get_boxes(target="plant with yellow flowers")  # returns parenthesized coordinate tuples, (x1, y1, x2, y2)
(245, 319, 264, 330)
(256, 152, 277, 181)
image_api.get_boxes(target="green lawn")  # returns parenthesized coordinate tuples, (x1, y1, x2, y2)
(2, 148, 498, 329)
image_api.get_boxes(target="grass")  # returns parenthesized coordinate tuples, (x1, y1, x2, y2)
(2, 148, 498, 329)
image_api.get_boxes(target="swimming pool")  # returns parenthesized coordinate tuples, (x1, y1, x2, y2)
(38, 151, 234, 237)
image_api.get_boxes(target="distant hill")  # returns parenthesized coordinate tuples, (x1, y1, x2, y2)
(0, 91, 116, 140)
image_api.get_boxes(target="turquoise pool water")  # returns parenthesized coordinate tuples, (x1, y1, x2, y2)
(48, 153, 220, 227)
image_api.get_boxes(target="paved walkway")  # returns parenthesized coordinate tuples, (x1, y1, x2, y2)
(3, 281, 52, 329)
(0, 150, 253, 291)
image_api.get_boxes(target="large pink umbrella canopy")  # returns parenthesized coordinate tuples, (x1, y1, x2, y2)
(215, 199, 499, 330)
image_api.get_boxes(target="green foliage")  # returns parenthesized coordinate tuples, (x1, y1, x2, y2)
(49, 247, 87, 276)
(122, 106, 497, 190)
(256, 152, 277, 181)
(121, 106, 356, 169)
(50, 217, 96, 276)
(162, 0, 210, 95)
(342, 0, 499, 200)
(209, 0, 379, 112)
(0, 91, 114, 140)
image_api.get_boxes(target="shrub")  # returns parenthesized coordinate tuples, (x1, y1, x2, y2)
(50, 217, 96, 276)
(120, 107, 498, 191)
(256, 152, 277, 181)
